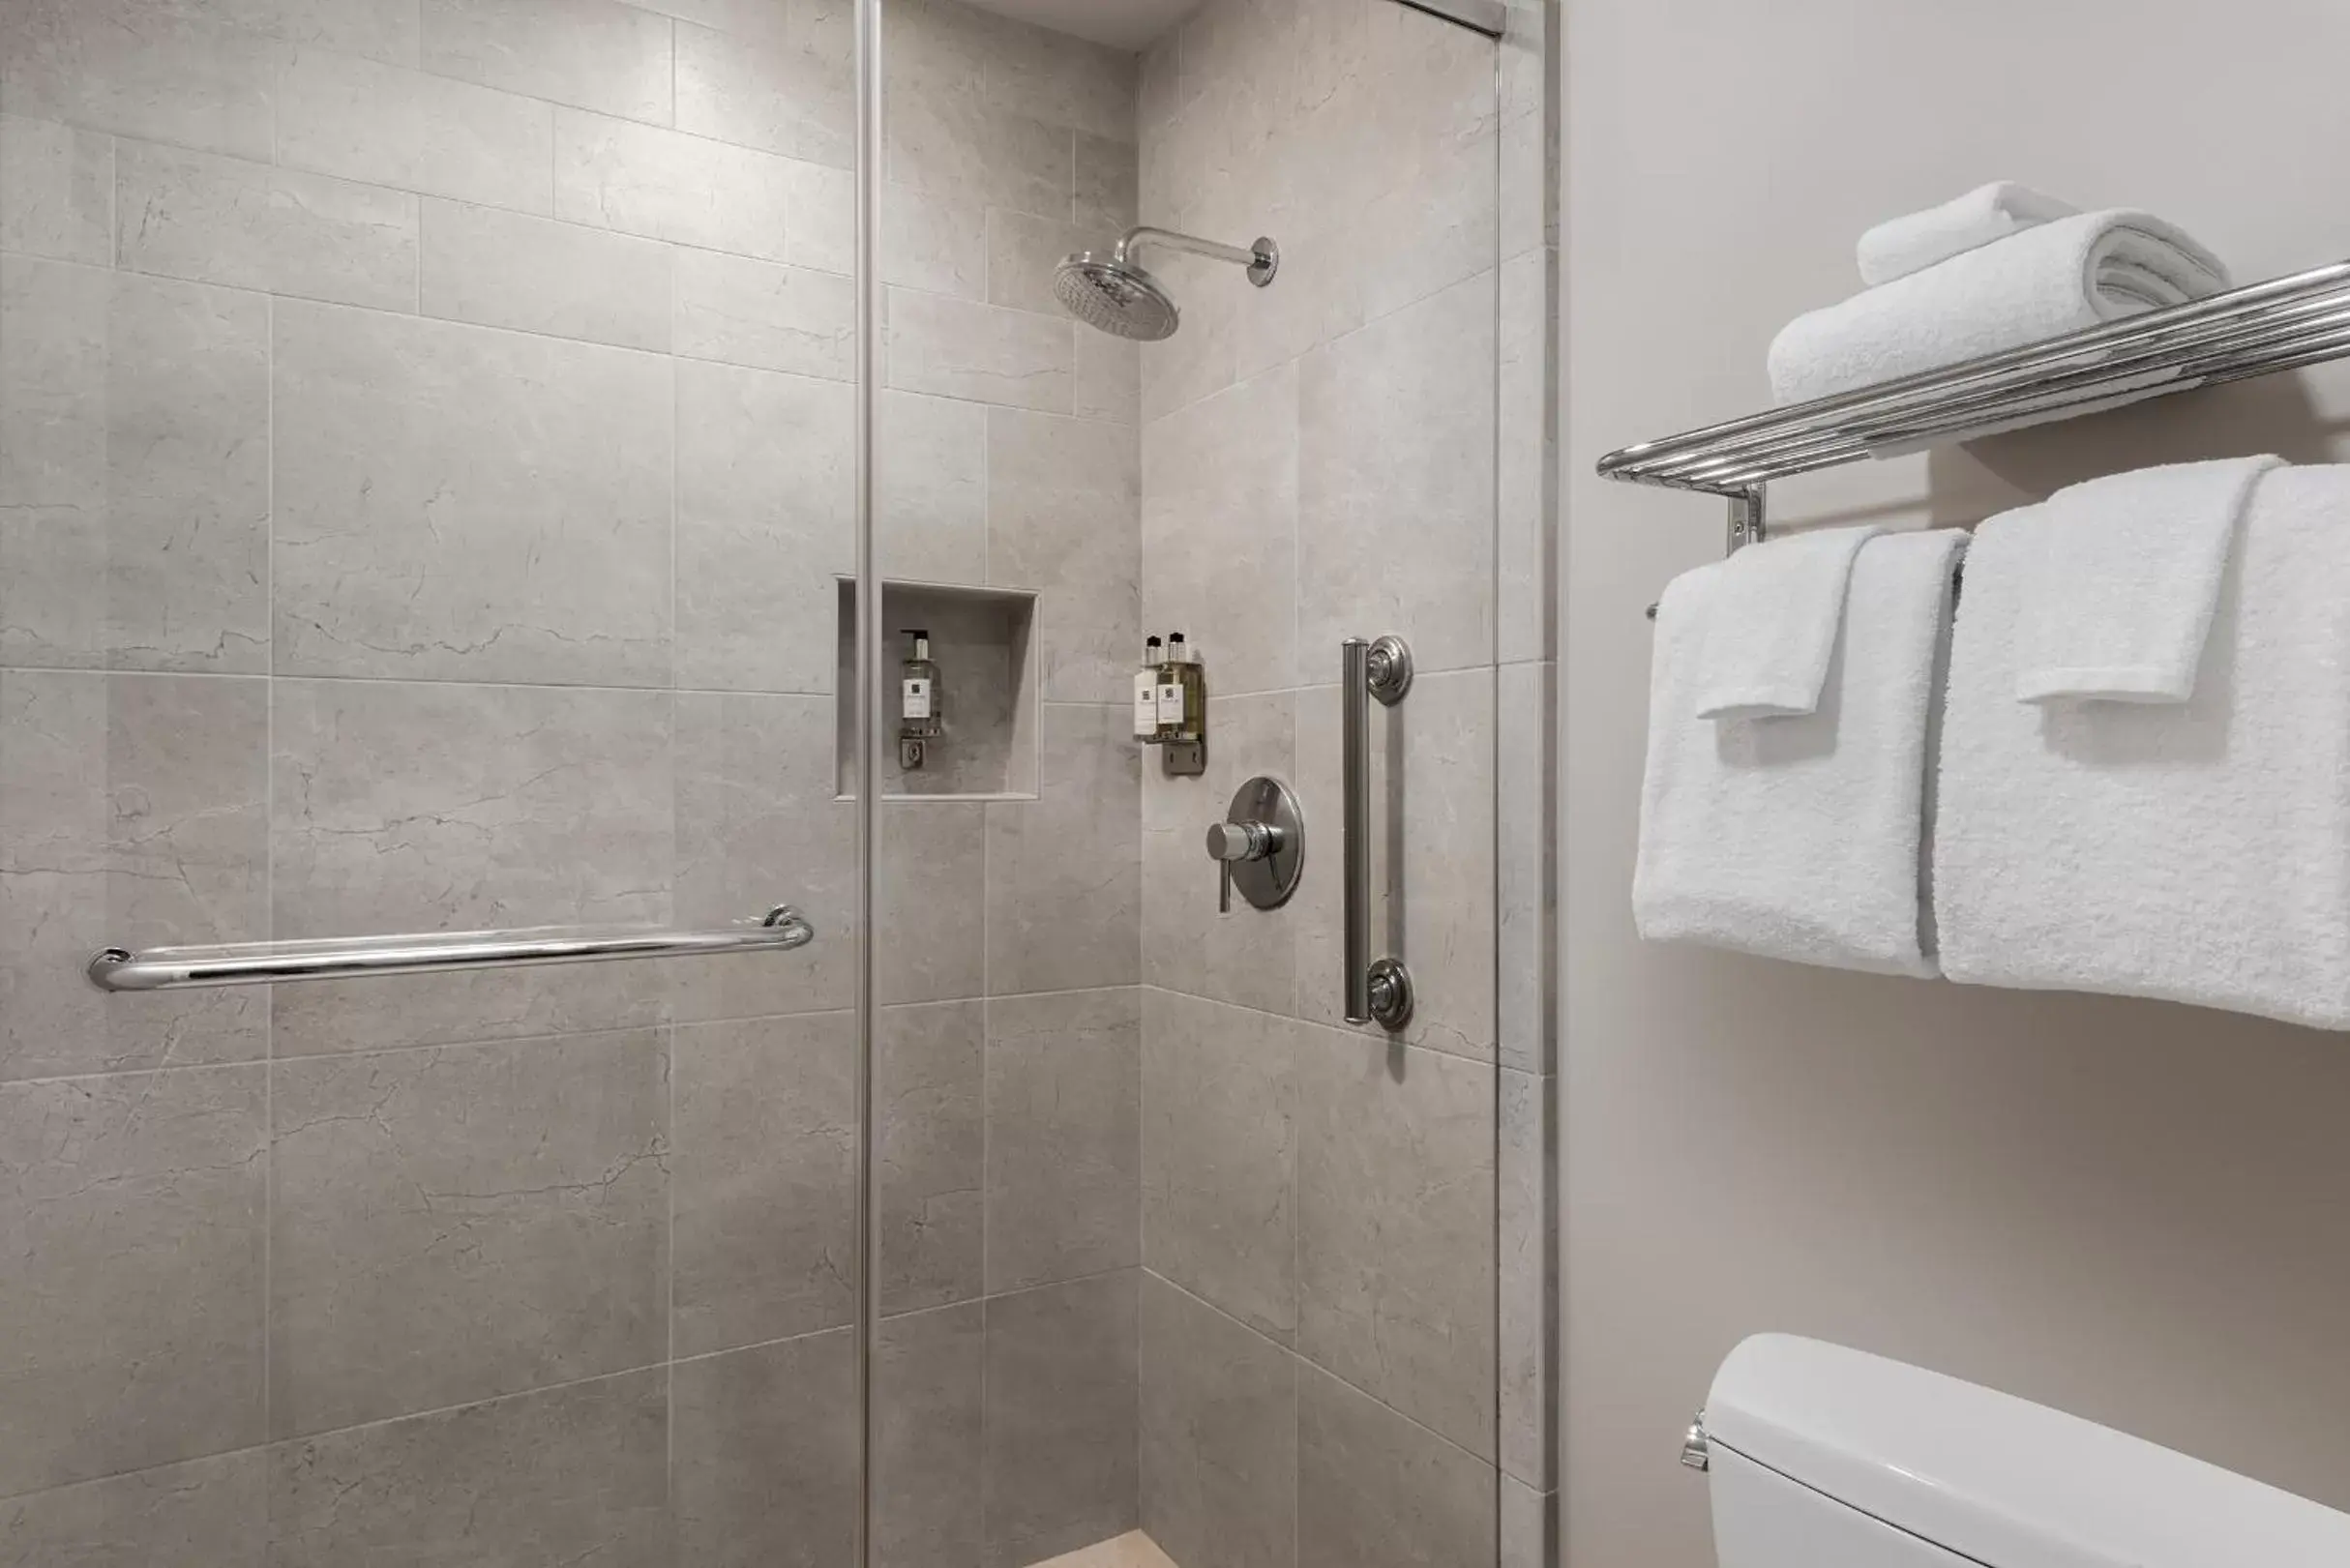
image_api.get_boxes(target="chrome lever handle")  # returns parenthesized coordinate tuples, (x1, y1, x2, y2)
(1342, 636, 1413, 1030)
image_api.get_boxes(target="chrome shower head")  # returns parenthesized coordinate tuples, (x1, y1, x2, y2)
(1055, 251, 1181, 341)
(1053, 226, 1278, 341)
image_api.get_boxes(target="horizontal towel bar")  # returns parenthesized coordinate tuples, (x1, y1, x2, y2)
(86, 905, 815, 992)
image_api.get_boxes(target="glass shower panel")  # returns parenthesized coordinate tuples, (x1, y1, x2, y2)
(0, 0, 863, 1559)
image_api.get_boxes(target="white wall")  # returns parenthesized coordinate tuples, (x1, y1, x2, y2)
(1563, 3, 2350, 1563)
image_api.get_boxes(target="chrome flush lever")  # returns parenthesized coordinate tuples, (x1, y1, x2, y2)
(1205, 776, 1305, 915)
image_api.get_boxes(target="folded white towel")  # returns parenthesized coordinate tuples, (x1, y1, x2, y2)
(1637, 528, 1965, 977)
(1691, 523, 1884, 719)
(1858, 182, 2081, 287)
(1769, 210, 2231, 405)
(2015, 455, 2283, 703)
(1936, 467, 2350, 1029)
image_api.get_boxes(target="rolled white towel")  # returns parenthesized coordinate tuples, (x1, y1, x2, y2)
(1769, 209, 2231, 406)
(1858, 181, 2080, 286)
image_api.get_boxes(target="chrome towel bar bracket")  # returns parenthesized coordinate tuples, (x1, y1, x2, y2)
(87, 904, 816, 991)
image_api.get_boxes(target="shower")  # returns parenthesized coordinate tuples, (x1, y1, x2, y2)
(1053, 224, 1280, 340)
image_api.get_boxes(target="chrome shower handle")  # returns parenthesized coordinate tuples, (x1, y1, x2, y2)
(1342, 636, 1413, 1030)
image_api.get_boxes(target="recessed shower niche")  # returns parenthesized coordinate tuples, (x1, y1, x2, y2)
(835, 578, 1039, 800)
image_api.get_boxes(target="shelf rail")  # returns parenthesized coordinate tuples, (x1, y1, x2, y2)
(1599, 257, 2350, 535)
(87, 904, 816, 992)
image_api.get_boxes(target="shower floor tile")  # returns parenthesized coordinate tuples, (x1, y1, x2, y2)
(1026, 1530, 1178, 1568)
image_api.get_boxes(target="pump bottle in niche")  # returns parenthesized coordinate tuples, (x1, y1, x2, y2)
(1133, 635, 1164, 741)
(900, 629, 940, 771)
(1159, 632, 1206, 776)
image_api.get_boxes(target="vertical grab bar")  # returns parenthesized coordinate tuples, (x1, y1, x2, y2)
(1342, 634, 1414, 1030)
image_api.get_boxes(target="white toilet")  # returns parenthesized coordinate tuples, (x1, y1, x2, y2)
(1695, 1335, 2350, 1566)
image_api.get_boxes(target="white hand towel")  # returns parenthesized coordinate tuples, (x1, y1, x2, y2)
(1636, 528, 1966, 978)
(1690, 523, 1884, 719)
(1857, 181, 2081, 287)
(1769, 210, 2231, 405)
(2015, 455, 2283, 704)
(1935, 467, 2350, 1030)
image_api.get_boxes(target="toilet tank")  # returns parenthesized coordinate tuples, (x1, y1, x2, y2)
(1700, 1335, 2350, 1568)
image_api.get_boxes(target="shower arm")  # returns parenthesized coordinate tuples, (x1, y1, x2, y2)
(1114, 226, 1277, 276)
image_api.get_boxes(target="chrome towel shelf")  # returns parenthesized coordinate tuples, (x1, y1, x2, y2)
(1599, 257, 2350, 550)
(87, 904, 815, 992)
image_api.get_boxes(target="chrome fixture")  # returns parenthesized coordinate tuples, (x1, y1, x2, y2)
(1206, 775, 1305, 914)
(1601, 256, 2350, 558)
(1054, 226, 1279, 341)
(1681, 1413, 1713, 1473)
(1342, 636, 1414, 1031)
(86, 904, 815, 991)
(1395, 0, 1506, 37)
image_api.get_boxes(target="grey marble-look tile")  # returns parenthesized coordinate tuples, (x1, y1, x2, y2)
(673, 1012, 856, 1356)
(423, 0, 676, 126)
(875, 1301, 984, 1568)
(627, 0, 806, 45)
(168, 0, 423, 64)
(271, 679, 674, 938)
(0, 1063, 267, 1495)
(1074, 328, 1140, 427)
(675, 246, 854, 379)
(278, 46, 553, 215)
(886, 88, 1071, 224)
(785, 156, 854, 274)
(674, 357, 853, 694)
(878, 1001, 985, 1314)
(1501, 1476, 1556, 1568)
(1141, 693, 1297, 1017)
(1294, 1024, 1496, 1461)
(669, 691, 852, 1021)
(1497, 660, 1554, 1076)
(272, 300, 673, 686)
(1140, 361, 1297, 699)
(878, 801, 989, 1004)
(0, 114, 111, 264)
(985, 705, 1140, 996)
(272, 958, 671, 1059)
(1297, 269, 1496, 677)
(116, 141, 420, 311)
(983, 1271, 1140, 1568)
(987, 408, 1139, 704)
(1074, 132, 1138, 233)
(1500, 106, 1546, 264)
(1, 260, 271, 674)
(672, 1330, 859, 1568)
(553, 106, 796, 261)
(980, 21, 1135, 143)
(1499, 1065, 1555, 1491)
(0, 0, 284, 163)
(0, 671, 269, 1083)
(268, 1368, 669, 1568)
(888, 287, 1076, 414)
(1297, 1363, 1497, 1568)
(881, 181, 987, 302)
(420, 196, 671, 350)
(1139, 1272, 1296, 1568)
(1294, 669, 1497, 1066)
(0, 1449, 264, 1566)
(1141, 989, 1296, 1341)
(987, 208, 1086, 317)
(269, 1029, 669, 1435)
(1497, 246, 1554, 666)
(877, 390, 987, 582)
(676, 17, 852, 169)
(986, 987, 1141, 1292)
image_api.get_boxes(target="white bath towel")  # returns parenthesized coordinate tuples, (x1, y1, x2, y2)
(1769, 210, 2232, 405)
(1690, 523, 1884, 720)
(1636, 528, 1966, 977)
(1935, 467, 2350, 1029)
(1858, 182, 2080, 287)
(2015, 455, 2283, 704)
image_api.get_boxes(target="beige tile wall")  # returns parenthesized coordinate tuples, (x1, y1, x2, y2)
(0, 0, 1145, 1562)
